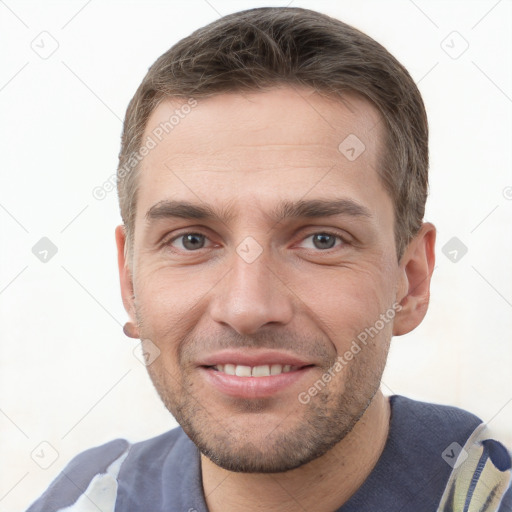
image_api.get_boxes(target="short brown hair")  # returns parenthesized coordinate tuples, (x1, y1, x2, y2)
(117, 6, 428, 263)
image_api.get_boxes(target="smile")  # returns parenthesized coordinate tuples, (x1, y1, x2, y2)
(210, 364, 300, 377)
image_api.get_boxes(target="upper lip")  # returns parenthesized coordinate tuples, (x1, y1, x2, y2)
(197, 349, 314, 368)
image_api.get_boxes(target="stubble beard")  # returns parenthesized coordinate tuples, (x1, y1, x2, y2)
(144, 339, 388, 474)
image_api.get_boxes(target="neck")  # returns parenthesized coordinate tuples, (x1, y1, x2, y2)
(201, 390, 391, 512)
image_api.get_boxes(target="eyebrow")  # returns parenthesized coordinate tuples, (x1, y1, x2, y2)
(145, 198, 372, 227)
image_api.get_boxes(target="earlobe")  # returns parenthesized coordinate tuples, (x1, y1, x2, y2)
(393, 222, 436, 336)
(123, 321, 140, 339)
(115, 225, 139, 334)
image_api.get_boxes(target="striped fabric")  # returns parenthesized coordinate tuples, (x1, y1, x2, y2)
(437, 424, 512, 512)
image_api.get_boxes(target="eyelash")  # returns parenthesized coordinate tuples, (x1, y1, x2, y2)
(162, 230, 348, 253)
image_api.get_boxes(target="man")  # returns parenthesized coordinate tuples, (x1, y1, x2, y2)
(27, 6, 511, 512)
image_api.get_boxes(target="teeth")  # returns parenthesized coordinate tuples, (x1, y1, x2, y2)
(252, 365, 270, 377)
(212, 363, 298, 377)
(235, 365, 252, 377)
(270, 364, 282, 375)
(224, 364, 235, 375)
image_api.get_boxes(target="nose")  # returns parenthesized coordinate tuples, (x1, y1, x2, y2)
(209, 247, 294, 335)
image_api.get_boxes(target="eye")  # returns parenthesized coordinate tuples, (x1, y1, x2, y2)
(298, 232, 346, 251)
(162, 230, 348, 254)
(166, 232, 213, 251)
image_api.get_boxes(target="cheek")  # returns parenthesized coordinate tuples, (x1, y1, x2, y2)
(294, 265, 394, 350)
(133, 265, 208, 358)
(136, 259, 210, 313)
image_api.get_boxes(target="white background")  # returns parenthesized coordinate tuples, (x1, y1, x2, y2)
(1, 1, 511, 510)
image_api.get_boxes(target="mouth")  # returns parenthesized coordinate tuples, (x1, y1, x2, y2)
(199, 361, 315, 399)
(207, 363, 305, 377)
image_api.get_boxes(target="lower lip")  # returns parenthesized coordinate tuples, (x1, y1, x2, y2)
(199, 366, 314, 399)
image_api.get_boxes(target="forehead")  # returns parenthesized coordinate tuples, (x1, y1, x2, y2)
(135, 86, 389, 228)
(143, 86, 383, 164)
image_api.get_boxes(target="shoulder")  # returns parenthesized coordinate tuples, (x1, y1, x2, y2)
(25, 427, 187, 512)
(382, 394, 483, 466)
(387, 394, 484, 458)
(389, 395, 512, 511)
(389, 394, 483, 433)
(436, 418, 512, 511)
(344, 395, 483, 509)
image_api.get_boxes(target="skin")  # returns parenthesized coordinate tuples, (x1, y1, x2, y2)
(116, 85, 436, 511)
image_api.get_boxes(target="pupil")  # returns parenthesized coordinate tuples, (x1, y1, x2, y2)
(183, 234, 204, 250)
(314, 234, 335, 249)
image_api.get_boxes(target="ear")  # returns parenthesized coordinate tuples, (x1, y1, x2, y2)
(393, 222, 436, 336)
(115, 225, 137, 324)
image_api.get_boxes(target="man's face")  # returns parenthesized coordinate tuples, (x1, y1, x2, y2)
(120, 86, 406, 472)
